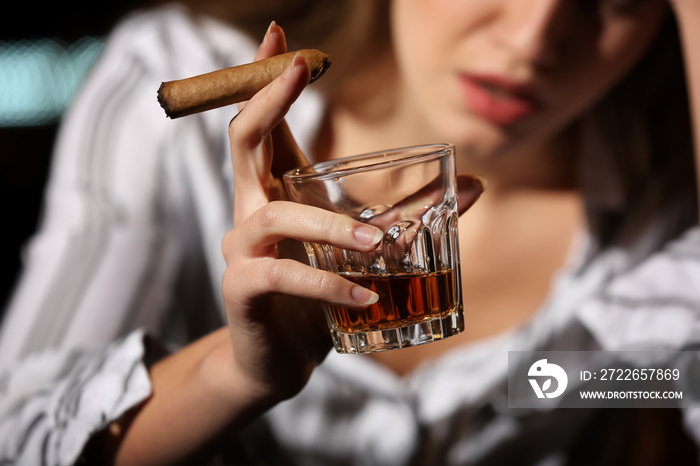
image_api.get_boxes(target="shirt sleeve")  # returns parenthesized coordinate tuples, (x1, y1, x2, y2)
(0, 329, 154, 466)
(575, 226, 700, 456)
(0, 10, 189, 369)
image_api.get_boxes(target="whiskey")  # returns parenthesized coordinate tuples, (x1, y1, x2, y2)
(327, 269, 458, 333)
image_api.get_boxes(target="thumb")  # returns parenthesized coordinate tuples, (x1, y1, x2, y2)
(457, 175, 487, 216)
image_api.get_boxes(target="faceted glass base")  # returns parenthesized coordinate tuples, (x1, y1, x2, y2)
(329, 306, 464, 354)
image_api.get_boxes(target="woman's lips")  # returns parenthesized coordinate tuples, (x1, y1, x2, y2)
(459, 74, 541, 126)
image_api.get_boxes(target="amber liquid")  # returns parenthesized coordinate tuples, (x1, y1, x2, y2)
(327, 269, 457, 333)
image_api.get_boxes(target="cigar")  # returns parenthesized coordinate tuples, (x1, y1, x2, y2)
(157, 49, 331, 119)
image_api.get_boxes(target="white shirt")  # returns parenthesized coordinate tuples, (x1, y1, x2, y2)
(1, 5, 699, 465)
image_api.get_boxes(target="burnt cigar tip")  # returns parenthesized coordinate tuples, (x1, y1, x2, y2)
(157, 82, 174, 118)
(309, 57, 331, 84)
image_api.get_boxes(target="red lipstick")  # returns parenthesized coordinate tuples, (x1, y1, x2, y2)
(459, 74, 541, 126)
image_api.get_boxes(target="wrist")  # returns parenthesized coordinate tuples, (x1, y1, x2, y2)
(198, 336, 280, 421)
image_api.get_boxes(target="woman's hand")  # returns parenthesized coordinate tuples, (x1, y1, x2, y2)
(221, 23, 486, 403)
(221, 24, 383, 403)
(89, 21, 486, 466)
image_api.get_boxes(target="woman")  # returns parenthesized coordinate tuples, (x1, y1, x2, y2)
(1, 0, 699, 464)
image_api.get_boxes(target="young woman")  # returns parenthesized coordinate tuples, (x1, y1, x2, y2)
(1, 0, 699, 464)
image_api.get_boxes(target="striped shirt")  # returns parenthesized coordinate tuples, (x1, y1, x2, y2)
(1, 5, 700, 465)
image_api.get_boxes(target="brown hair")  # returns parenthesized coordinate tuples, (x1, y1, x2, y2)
(577, 11, 696, 251)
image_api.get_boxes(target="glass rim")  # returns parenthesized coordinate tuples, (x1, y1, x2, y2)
(283, 143, 454, 182)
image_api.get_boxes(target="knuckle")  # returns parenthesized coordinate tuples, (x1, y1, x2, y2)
(317, 212, 338, 237)
(255, 202, 282, 231)
(227, 110, 244, 140)
(222, 263, 253, 308)
(310, 271, 341, 298)
(227, 109, 256, 149)
(221, 230, 234, 256)
(260, 260, 285, 291)
(221, 265, 239, 295)
(227, 112, 238, 133)
(228, 104, 269, 150)
(222, 266, 234, 287)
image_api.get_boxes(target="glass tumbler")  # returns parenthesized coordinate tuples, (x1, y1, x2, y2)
(283, 144, 463, 353)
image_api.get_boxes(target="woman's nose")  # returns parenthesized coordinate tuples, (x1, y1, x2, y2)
(493, 0, 573, 69)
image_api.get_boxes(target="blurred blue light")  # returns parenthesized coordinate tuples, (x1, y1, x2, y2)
(0, 37, 104, 127)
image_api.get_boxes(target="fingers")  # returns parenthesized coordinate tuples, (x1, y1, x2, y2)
(229, 52, 311, 222)
(229, 22, 314, 225)
(230, 54, 311, 151)
(246, 22, 308, 176)
(222, 201, 383, 310)
(362, 174, 487, 233)
(226, 201, 383, 256)
(224, 259, 379, 310)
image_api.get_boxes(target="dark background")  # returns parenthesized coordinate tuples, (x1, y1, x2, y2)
(0, 1, 145, 313)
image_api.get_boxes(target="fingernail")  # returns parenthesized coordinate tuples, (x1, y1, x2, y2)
(352, 286, 379, 306)
(262, 20, 276, 46)
(282, 52, 301, 79)
(476, 176, 488, 191)
(353, 225, 383, 246)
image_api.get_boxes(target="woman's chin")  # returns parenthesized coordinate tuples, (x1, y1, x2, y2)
(436, 111, 549, 165)
(442, 122, 511, 161)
